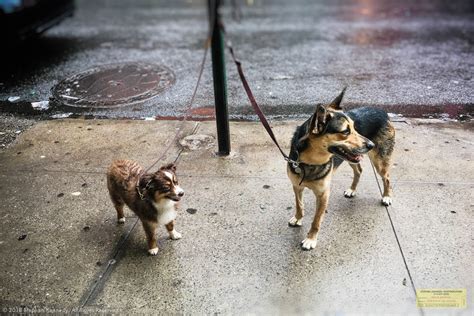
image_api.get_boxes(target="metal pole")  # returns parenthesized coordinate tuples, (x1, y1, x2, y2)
(208, 0, 231, 156)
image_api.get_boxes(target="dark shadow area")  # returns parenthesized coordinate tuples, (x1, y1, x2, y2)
(0, 36, 81, 89)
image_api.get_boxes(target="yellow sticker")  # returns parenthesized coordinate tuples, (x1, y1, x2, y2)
(416, 289, 467, 308)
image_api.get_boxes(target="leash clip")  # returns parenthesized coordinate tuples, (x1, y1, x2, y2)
(293, 162, 302, 174)
(285, 157, 302, 174)
(137, 184, 145, 200)
(137, 178, 153, 201)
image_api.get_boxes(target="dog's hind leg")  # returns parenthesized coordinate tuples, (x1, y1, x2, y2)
(289, 186, 304, 227)
(369, 123, 395, 206)
(344, 163, 362, 198)
(369, 151, 393, 206)
(108, 191, 126, 224)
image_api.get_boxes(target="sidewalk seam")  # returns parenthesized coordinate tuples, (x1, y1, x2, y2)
(76, 217, 140, 310)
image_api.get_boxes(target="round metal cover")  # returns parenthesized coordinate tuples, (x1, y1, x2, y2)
(52, 62, 175, 108)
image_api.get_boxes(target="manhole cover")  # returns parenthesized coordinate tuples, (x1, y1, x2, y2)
(52, 62, 175, 108)
(179, 134, 215, 151)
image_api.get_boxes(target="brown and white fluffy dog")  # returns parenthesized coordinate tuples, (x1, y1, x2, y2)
(107, 160, 184, 255)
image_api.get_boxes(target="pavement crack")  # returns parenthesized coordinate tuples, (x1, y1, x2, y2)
(76, 217, 139, 310)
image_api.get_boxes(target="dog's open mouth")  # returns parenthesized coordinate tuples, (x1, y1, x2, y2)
(166, 196, 181, 202)
(329, 146, 363, 163)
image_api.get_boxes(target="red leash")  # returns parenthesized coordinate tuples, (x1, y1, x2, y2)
(225, 37, 299, 169)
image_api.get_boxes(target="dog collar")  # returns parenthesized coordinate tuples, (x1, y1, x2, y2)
(136, 177, 153, 200)
(289, 159, 333, 185)
(286, 157, 302, 174)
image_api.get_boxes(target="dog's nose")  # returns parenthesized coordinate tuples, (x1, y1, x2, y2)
(178, 191, 184, 197)
(366, 140, 375, 150)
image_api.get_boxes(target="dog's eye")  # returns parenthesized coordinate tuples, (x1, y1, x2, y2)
(341, 128, 350, 135)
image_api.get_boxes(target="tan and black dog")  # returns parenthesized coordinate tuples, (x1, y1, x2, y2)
(107, 160, 184, 255)
(287, 88, 395, 250)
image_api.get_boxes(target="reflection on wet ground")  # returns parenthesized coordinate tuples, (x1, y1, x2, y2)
(0, 0, 472, 120)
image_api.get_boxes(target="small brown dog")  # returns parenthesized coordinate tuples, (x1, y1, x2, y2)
(106, 160, 184, 255)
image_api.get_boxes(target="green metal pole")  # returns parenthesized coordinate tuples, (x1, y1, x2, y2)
(208, 0, 231, 156)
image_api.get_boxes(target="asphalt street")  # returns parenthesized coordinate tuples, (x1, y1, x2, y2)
(0, 0, 473, 120)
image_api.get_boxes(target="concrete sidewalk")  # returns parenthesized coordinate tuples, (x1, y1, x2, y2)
(0, 118, 472, 315)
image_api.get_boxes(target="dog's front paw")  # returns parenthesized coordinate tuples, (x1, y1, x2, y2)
(301, 237, 318, 250)
(148, 247, 159, 256)
(117, 217, 125, 224)
(169, 230, 182, 240)
(288, 216, 303, 227)
(382, 196, 392, 206)
(344, 189, 356, 198)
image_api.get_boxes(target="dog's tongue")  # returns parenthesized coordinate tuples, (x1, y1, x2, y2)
(352, 154, 363, 162)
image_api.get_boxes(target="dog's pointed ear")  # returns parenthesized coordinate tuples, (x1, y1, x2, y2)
(309, 104, 329, 135)
(160, 163, 176, 172)
(327, 87, 347, 111)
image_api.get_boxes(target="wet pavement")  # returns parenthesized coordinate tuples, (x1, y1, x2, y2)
(0, 1, 473, 314)
(51, 62, 176, 109)
(0, 118, 472, 314)
(0, 0, 473, 120)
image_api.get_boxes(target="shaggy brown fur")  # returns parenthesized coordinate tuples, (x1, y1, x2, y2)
(107, 160, 184, 255)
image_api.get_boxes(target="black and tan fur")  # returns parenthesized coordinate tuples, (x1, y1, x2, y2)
(287, 88, 395, 250)
(107, 160, 184, 255)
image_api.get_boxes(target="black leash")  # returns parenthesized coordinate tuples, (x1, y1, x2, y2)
(81, 10, 214, 311)
(369, 160, 423, 315)
(139, 0, 222, 179)
(141, 39, 210, 175)
(135, 6, 217, 199)
(136, 40, 210, 199)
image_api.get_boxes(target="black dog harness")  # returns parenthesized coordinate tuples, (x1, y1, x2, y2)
(289, 159, 333, 185)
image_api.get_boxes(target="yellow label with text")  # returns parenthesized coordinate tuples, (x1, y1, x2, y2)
(416, 289, 466, 308)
